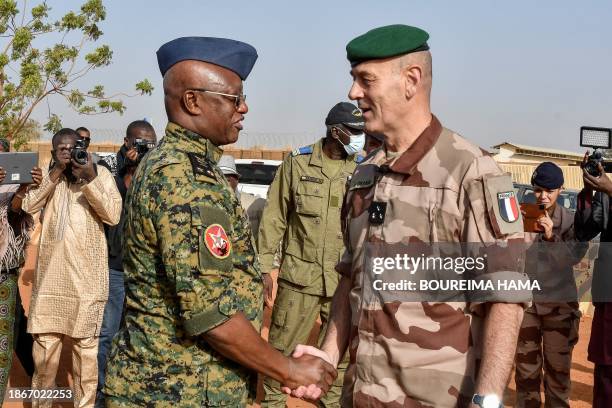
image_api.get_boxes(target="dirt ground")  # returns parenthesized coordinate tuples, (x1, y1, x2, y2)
(3, 229, 595, 407)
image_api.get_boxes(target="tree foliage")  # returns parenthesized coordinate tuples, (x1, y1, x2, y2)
(11, 117, 40, 150)
(0, 0, 154, 139)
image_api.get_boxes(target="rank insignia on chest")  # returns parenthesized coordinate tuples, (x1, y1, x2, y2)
(368, 201, 387, 225)
(497, 191, 519, 223)
(204, 223, 232, 259)
(187, 153, 216, 179)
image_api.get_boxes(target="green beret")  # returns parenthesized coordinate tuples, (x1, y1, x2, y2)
(346, 24, 430, 66)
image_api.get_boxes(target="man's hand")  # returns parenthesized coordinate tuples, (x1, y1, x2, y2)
(31, 167, 43, 186)
(126, 147, 138, 162)
(582, 163, 612, 196)
(581, 151, 612, 195)
(0, 166, 5, 184)
(283, 352, 337, 401)
(537, 211, 554, 241)
(281, 344, 335, 400)
(263, 273, 275, 307)
(71, 153, 96, 183)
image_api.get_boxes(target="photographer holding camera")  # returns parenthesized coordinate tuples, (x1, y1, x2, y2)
(22, 128, 121, 408)
(574, 151, 612, 407)
(95, 120, 156, 407)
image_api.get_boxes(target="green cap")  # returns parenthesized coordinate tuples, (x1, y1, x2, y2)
(346, 24, 430, 67)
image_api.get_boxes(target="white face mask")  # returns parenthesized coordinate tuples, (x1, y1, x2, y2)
(337, 128, 365, 156)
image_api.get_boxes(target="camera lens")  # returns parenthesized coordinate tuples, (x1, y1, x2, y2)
(74, 149, 88, 165)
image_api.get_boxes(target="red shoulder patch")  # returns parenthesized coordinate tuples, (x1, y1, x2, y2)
(204, 224, 232, 259)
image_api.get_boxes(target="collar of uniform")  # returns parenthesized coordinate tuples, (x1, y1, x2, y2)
(388, 114, 442, 175)
(309, 138, 357, 168)
(164, 122, 224, 164)
(308, 139, 324, 168)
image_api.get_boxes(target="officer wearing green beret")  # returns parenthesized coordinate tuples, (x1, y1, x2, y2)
(259, 102, 365, 407)
(285, 24, 528, 408)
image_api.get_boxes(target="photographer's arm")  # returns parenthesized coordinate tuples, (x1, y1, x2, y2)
(22, 167, 62, 214)
(80, 165, 122, 226)
(575, 161, 611, 241)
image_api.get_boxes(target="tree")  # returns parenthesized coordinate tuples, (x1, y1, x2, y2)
(0, 0, 154, 140)
(11, 117, 40, 150)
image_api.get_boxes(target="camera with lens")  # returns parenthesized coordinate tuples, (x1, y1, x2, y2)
(580, 126, 612, 177)
(71, 137, 89, 165)
(133, 138, 155, 160)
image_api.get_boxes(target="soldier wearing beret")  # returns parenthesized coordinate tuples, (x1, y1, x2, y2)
(258, 102, 365, 407)
(103, 36, 336, 407)
(515, 162, 586, 408)
(285, 24, 528, 408)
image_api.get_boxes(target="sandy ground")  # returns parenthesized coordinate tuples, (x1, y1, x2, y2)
(3, 226, 595, 407)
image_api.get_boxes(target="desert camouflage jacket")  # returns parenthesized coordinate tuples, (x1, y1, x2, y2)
(336, 115, 527, 407)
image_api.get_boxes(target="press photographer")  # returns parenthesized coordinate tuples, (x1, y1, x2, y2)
(574, 125, 612, 408)
(22, 128, 122, 408)
(96, 120, 156, 407)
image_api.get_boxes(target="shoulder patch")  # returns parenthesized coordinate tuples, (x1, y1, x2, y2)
(482, 173, 523, 237)
(292, 146, 313, 157)
(187, 153, 217, 180)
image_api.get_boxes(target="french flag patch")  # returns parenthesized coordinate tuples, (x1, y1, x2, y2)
(497, 191, 519, 223)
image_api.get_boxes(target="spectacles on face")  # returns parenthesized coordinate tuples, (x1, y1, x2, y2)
(189, 88, 246, 109)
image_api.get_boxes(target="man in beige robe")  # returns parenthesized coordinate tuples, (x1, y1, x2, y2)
(22, 128, 122, 408)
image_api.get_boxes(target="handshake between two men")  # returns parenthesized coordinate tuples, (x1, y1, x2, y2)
(282, 344, 337, 401)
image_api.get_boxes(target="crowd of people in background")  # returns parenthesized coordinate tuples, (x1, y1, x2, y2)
(0, 121, 158, 407)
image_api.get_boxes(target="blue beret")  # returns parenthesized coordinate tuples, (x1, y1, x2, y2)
(531, 162, 564, 189)
(157, 37, 258, 80)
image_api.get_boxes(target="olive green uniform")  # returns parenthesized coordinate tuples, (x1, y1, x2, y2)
(258, 138, 360, 407)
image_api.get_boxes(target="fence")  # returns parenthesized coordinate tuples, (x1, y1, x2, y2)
(19, 141, 592, 190)
(21, 141, 294, 168)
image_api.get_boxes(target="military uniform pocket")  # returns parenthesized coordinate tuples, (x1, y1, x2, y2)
(295, 182, 323, 216)
(192, 205, 233, 272)
(279, 238, 317, 286)
(268, 308, 289, 350)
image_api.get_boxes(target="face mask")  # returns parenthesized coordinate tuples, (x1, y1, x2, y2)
(337, 128, 365, 156)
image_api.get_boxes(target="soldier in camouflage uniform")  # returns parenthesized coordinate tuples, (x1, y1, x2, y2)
(103, 36, 336, 407)
(258, 102, 365, 407)
(515, 163, 585, 408)
(286, 25, 529, 408)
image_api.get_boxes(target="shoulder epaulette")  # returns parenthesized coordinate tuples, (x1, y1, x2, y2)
(186, 152, 216, 180)
(291, 145, 313, 157)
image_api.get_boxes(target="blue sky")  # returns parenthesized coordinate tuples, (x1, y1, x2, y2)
(28, 1, 612, 151)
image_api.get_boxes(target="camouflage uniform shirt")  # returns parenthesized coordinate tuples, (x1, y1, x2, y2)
(336, 116, 526, 407)
(104, 123, 263, 407)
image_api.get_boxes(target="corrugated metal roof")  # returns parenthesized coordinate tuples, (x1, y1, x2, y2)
(492, 142, 583, 158)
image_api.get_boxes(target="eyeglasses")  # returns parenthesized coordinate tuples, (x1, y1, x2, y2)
(189, 88, 246, 109)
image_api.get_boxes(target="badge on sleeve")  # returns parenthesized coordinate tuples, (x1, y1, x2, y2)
(497, 191, 519, 223)
(204, 224, 232, 259)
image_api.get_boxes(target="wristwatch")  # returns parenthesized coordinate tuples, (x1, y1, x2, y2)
(472, 394, 502, 408)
